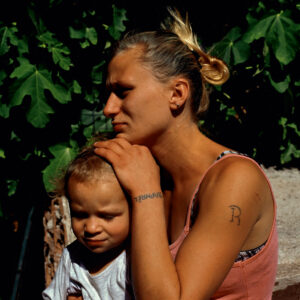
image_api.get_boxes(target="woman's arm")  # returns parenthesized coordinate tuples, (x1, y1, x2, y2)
(94, 139, 269, 300)
(94, 138, 180, 298)
(171, 157, 270, 299)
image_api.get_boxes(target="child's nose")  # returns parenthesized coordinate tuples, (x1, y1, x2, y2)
(84, 217, 102, 236)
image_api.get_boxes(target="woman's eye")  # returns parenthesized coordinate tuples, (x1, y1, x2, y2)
(117, 91, 127, 99)
(116, 87, 131, 99)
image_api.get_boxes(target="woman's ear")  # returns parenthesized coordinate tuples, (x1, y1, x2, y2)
(169, 78, 189, 111)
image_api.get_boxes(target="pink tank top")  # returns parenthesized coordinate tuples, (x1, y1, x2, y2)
(169, 153, 278, 299)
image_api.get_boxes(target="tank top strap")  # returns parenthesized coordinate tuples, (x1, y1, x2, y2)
(216, 150, 249, 161)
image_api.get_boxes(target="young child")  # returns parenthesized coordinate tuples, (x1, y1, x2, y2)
(42, 145, 132, 300)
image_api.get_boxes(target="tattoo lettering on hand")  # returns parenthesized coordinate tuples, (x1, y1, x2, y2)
(229, 205, 241, 225)
(134, 192, 163, 203)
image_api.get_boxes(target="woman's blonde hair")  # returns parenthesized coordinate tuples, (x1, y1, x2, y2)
(112, 7, 229, 119)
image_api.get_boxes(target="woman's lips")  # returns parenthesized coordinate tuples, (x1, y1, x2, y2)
(112, 122, 126, 132)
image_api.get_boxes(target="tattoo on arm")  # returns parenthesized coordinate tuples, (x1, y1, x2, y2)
(134, 192, 163, 203)
(229, 205, 241, 225)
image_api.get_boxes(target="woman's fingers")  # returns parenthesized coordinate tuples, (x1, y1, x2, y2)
(93, 138, 161, 197)
(93, 145, 121, 166)
(94, 138, 131, 165)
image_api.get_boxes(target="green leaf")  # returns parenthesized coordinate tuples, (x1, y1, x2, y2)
(80, 40, 90, 48)
(0, 148, 5, 158)
(279, 117, 288, 140)
(52, 46, 72, 70)
(81, 109, 100, 125)
(108, 5, 127, 40)
(0, 25, 18, 55)
(267, 13, 300, 65)
(86, 27, 98, 45)
(267, 72, 290, 93)
(69, 26, 86, 39)
(232, 40, 251, 65)
(244, 11, 300, 65)
(83, 125, 94, 139)
(0, 101, 10, 118)
(9, 58, 71, 128)
(72, 80, 82, 94)
(91, 60, 105, 84)
(80, 108, 109, 125)
(210, 27, 250, 65)
(0, 69, 6, 85)
(225, 27, 242, 41)
(7, 179, 19, 197)
(81, 109, 112, 136)
(95, 118, 113, 132)
(287, 123, 300, 137)
(42, 142, 78, 192)
(16, 37, 29, 55)
(69, 26, 97, 46)
(280, 142, 300, 164)
(38, 32, 72, 70)
(0, 27, 10, 55)
(243, 15, 274, 43)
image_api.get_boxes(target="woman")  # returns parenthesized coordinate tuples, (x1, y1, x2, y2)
(94, 8, 278, 300)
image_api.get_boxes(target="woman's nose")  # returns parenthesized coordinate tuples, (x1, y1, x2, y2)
(103, 93, 121, 118)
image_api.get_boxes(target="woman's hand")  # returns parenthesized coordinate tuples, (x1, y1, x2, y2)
(94, 138, 161, 198)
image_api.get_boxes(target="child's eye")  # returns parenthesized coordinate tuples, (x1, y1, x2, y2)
(103, 215, 115, 221)
(71, 211, 87, 219)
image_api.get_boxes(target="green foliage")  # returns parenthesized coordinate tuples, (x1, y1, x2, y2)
(0, 0, 299, 222)
(205, 0, 300, 167)
(42, 141, 78, 192)
(109, 4, 128, 40)
(0, 1, 126, 219)
(9, 58, 71, 128)
(243, 10, 299, 65)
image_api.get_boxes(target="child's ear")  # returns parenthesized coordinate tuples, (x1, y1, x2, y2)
(169, 78, 189, 111)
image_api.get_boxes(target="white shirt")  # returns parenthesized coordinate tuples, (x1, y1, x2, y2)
(42, 241, 132, 300)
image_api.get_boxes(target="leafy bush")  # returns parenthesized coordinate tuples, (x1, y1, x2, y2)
(0, 1, 127, 220)
(204, 0, 300, 167)
(0, 0, 299, 222)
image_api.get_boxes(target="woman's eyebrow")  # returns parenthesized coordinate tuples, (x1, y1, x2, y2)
(106, 81, 133, 91)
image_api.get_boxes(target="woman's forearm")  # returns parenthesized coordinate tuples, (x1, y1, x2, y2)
(130, 192, 180, 300)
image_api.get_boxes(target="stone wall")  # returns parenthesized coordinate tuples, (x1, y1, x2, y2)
(264, 167, 300, 299)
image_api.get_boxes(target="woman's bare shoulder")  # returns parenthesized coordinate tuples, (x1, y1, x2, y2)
(197, 154, 271, 216)
(205, 155, 267, 190)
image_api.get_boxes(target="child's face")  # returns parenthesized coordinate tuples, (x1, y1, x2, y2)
(68, 175, 130, 254)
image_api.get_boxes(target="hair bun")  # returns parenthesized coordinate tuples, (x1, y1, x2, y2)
(199, 56, 229, 85)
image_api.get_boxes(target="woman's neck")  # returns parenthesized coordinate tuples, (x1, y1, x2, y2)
(150, 123, 226, 188)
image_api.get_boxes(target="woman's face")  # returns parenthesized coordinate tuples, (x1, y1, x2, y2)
(104, 47, 174, 146)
